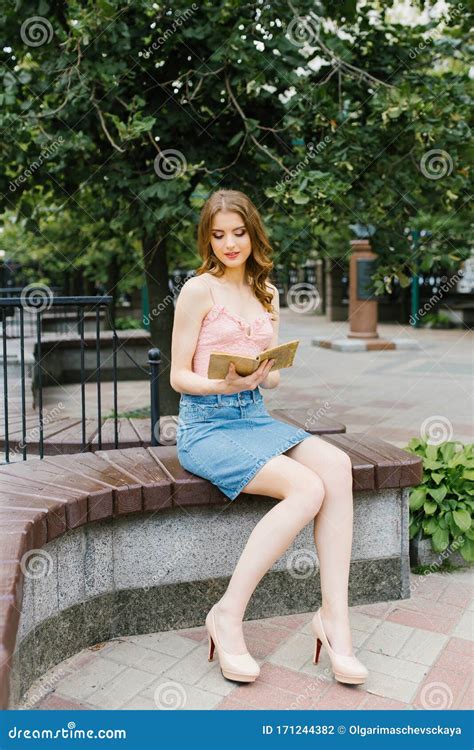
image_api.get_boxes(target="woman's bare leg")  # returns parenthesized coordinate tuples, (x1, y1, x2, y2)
(285, 436, 355, 655)
(214, 454, 325, 654)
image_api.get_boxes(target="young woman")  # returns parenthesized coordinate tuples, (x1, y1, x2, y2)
(170, 189, 368, 686)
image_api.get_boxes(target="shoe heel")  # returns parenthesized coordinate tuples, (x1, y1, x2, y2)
(313, 637, 322, 665)
(208, 633, 215, 662)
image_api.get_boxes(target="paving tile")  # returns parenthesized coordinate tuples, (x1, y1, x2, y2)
(396, 596, 463, 620)
(161, 642, 221, 686)
(357, 649, 429, 683)
(351, 602, 395, 618)
(34, 693, 95, 710)
(258, 662, 329, 704)
(299, 611, 380, 637)
(177, 626, 207, 643)
(397, 629, 447, 666)
(121, 695, 159, 710)
(442, 636, 474, 657)
(126, 631, 199, 658)
(385, 606, 458, 634)
(413, 666, 470, 710)
(262, 612, 313, 630)
(216, 695, 257, 710)
(359, 693, 411, 710)
(451, 610, 473, 641)
(434, 639, 474, 677)
(363, 671, 419, 703)
(100, 641, 178, 675)
(267, 631, 315, 671)
(438, 582, 473, 608)
(86, 666, 157, 709)
(311, 681, 367, 709)
(408, 574, 450, 601)
(456, 681, 473, 710)
(194, 664, 236, 696)
(222, 681, 313, 710)
(364, 621, 414, 657)
(141, 677, 223, 710)
(53, 657, 126, 701)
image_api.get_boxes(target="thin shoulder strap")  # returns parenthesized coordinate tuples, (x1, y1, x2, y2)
(202, 274, 216, 304)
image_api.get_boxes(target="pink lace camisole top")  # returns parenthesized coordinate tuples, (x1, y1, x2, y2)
(191, 277, 275, 378)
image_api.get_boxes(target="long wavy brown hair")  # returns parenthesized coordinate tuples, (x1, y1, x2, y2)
(195, 189, 277, 319)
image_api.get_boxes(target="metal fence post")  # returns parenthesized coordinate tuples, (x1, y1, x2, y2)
(148, 348, 161, 446)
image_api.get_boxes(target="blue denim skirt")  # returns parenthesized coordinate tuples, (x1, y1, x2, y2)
(176, 387, 313, 501)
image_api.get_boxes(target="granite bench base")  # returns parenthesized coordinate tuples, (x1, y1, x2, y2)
(8, 487, 409, 708)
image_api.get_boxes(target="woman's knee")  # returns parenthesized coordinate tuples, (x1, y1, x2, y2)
(333, 450, 353, 487)
(290, 470, 325, 518)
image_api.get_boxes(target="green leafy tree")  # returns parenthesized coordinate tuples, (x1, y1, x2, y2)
(1, 0, 471, 414)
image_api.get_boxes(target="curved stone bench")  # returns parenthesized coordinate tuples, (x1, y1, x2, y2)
(0, 437, 422, 709)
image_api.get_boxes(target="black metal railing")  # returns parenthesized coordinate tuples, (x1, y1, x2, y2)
(0, 287, 69, 337)
(0, 295, 161, 464)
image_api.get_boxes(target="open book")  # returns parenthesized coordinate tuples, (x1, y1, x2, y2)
(207, 339, 300, 380)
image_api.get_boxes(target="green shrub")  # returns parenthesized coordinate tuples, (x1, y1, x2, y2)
(113, 316, 143, 330)
(404, 438, 474, 563)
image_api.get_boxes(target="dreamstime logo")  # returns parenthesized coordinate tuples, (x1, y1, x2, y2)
(408, 535, 464, 596)
(287, 282, 321, 313)
(20, 16, 54, 47)
(420, 415, 453, 445)
(275, 138, 332, 193)
(153, 416, 177, 446)
(143, 276, 189, 327)
(420, 681, 454, 709)
(304, 401, 331, 431)
(408, 271, 463, 325)
(287, 15, 320, 46)
(22, 668, 67, 709)
(154, 149, 187, 179)
(286, 548, 318, 579)
(140, 4, 198, 59)
(20, 549, 53, 580)
(20, 283, 54, 313)
(154, 681, 187, 709)
(408, 3, 465, 59)
(9, 136, 64, 192)
(174, 415, 194, 454)
(289, 667, 332, 708)
(420, 149, 453, 180)
(12, 402, 65, 455)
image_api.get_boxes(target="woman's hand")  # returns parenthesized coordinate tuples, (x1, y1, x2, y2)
(221, 358, 275, 394)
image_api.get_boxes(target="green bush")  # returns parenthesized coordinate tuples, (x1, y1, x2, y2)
(113, 316, 143, 331)
(404, 438, 474, 563)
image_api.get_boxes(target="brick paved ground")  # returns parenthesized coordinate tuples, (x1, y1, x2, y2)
(20, 568, 472, 711)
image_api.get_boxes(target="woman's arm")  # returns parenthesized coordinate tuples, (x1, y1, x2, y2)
(259, 283, 281, 390)
(170, 277, 226, 395)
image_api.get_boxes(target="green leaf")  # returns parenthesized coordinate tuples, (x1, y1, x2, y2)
(409, 487, 427, 511)
(428, 485, 448, 502)
(452, 509, 472, 533)
(228, 131, 244, 147)
(423, 517, 439, 535)
(460, 538, 474, 563)
(462, 470, 474, 481)
(431, 527, 450, 552)
(431, 472, 445, 485)
(423, 501, 438, 515)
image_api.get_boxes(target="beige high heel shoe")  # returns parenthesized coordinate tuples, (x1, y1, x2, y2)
(311, 607, 368, 685)
(205, 604, 260, 682)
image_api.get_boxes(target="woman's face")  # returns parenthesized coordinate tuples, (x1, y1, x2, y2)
(209, 210, 252, 267)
